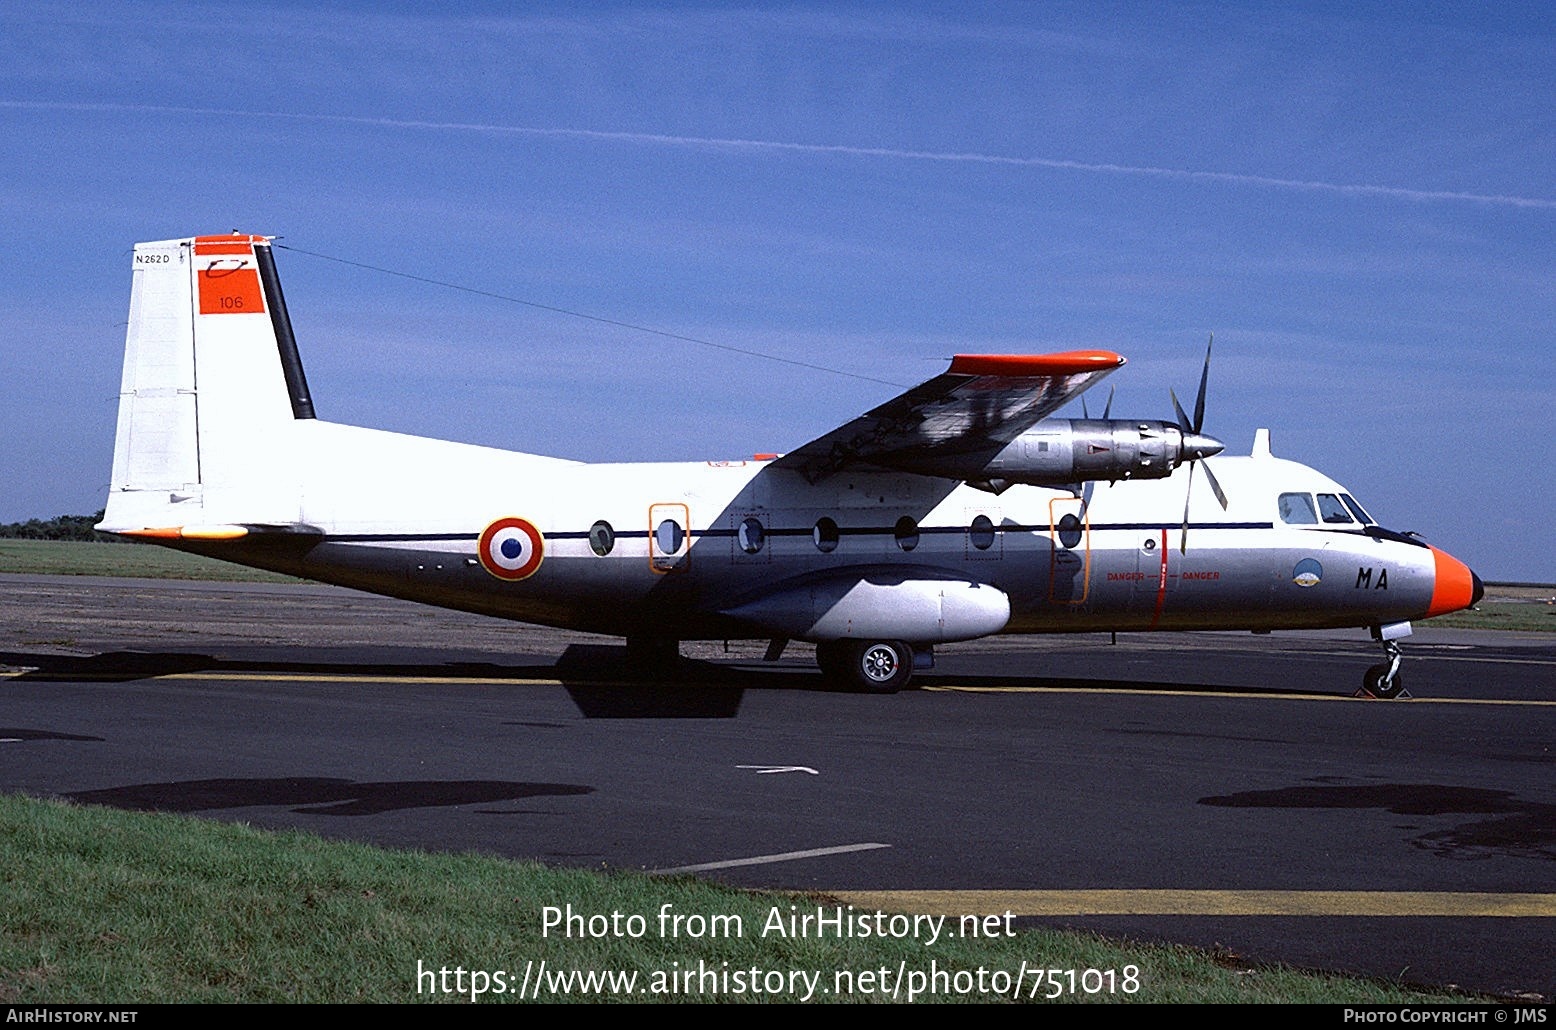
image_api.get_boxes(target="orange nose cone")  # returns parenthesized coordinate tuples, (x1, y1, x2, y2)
(1426, 547, 1483, 618)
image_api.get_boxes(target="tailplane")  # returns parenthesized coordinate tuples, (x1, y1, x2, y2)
(100, 234, 311, 533)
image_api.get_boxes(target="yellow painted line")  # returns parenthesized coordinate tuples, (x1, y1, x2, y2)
(830, 890, 1556, 918)
(0, 670, 571, 687)
(157, 672, 579, 687)
(6, 669, 1551, 706)
(923, 685, 1556, 706)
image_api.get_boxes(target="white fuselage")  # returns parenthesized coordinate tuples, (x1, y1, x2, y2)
(165, 417, 1450, 643)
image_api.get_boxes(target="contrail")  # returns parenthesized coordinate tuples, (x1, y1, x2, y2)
(9, 99, 1553, 210)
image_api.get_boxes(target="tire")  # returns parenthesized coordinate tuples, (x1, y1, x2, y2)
(848, 640, 913, 694)
(1363, 663, 1404, 700)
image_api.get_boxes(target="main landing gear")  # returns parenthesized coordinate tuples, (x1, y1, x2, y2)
(815, 639, 915, 693)
(1358, 624, 1410, 700)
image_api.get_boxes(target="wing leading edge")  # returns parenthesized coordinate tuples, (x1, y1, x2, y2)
(772, 350, 1125, 483)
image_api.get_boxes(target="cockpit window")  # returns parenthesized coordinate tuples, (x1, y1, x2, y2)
(1278, 492, 1319, 525)
(1340, 494, 1374, 525)
(1316, 494, 1355, 524)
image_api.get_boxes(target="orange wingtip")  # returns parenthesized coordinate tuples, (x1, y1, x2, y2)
(949, 351, 1126, 376)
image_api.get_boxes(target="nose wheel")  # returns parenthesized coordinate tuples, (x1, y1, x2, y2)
(1359, 639, 1408, 699)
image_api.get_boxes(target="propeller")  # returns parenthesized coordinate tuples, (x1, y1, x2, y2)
(1170, 335, 1227, 553)
(1082, 385, 1116, 421)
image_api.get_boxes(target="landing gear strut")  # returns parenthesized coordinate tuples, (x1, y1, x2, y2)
(1359, 623, 1410, 699)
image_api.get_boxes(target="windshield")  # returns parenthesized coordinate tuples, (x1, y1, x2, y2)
(1341, 493, 1375, 525)
(1278, 492, 1318, 525)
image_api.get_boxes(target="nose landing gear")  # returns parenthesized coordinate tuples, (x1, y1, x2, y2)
(1358, 623, 1411, 699)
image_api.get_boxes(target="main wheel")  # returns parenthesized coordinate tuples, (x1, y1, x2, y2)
(1363, 663, 1404, 699)
(847, 640, 913, 694)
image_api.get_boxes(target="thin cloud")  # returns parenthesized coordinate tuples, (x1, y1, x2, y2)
(8, 100, 1555, 211)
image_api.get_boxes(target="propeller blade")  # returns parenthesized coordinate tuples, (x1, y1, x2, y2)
(1192, 333, 1213, 433)
(1170, 387, 1191, 431)
(1203, 460, 1228, 510)
(1180, 462, 1196, 554)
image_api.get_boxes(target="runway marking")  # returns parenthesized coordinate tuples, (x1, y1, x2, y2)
(737, 765, 818, 775)
(925, 685, 1556, 706)
(157, 672, 583, 686)
(652, 843, 889, 875)
(0, 670, 567, 687)
(828, 889, 1556, 918)
(8, 670, 1551, 706)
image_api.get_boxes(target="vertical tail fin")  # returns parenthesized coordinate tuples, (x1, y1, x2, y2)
(101, 234, 313, 532)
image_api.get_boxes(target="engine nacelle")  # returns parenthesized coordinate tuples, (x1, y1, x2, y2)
(722, 573, 1011, 644)
(969, 419, 1220, 492)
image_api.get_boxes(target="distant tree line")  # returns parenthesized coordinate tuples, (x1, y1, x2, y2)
(0, 510, 123, 542)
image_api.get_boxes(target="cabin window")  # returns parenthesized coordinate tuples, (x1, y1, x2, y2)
(1341, 494, 1375, 525)
(737, 516, 765, 554)
(1317, 494, 1354, 524)
(655, 518, 684, 554)
(894, 516, 920, 552)
(1278, 492, 1318, 525)
(589, 520, 615, 556)
(969, 514, 996, 550)
(813, 517, 839, 553)
(1056, 512, 1084, 549)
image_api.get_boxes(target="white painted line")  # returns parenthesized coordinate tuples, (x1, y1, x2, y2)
(652, 842, 890, 875)
(736, 764, 818, 775)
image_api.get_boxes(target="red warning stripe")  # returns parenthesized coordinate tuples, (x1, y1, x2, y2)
(193, 234, 269, 255)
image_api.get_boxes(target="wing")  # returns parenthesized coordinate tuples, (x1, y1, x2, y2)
(772, 351, 1125, 483)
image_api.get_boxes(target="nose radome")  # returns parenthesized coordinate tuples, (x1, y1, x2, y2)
(1426, 547, 1480, 618)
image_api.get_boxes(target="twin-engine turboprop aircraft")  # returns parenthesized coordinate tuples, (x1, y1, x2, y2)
(98, 234, 1483, 695)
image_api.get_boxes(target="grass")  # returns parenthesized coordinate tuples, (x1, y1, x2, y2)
(0, 794, 1476, 1004)
(0, 539, 302, 583)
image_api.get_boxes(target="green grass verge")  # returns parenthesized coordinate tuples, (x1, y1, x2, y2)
(1425, 604, 1556, 633)
(0, 794, 1473, 1004)
(0, 539, 302, 583)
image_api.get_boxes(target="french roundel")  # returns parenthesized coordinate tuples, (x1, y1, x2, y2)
(477, 517, 544, 581)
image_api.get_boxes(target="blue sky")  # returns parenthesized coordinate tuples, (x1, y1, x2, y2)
(2, 2, 1552, 580)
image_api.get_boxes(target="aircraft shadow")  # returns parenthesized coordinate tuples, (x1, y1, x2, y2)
(63, 777, 593, 817)
(1201, 783, 1556, 862)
